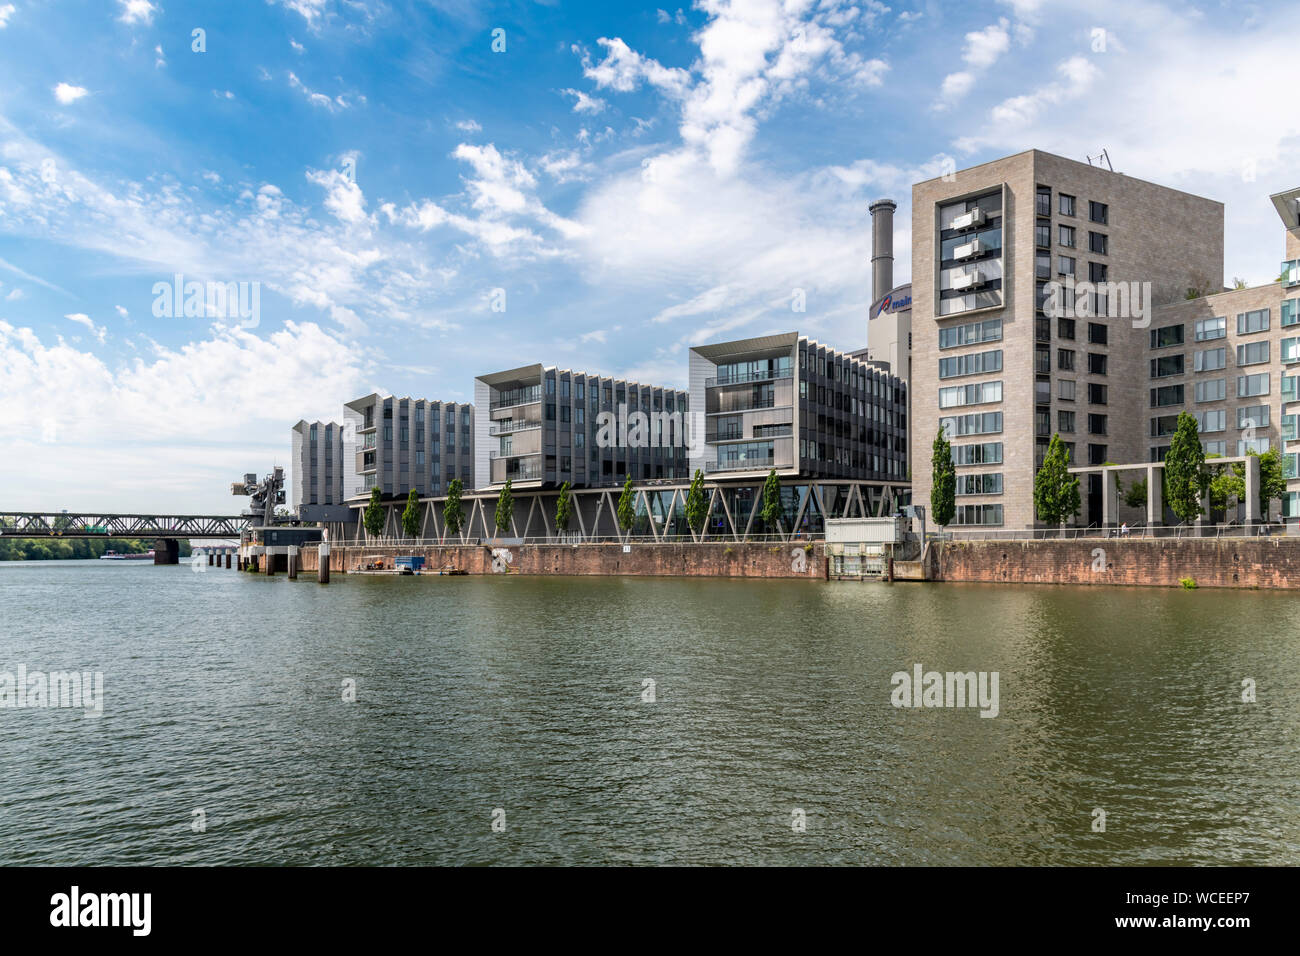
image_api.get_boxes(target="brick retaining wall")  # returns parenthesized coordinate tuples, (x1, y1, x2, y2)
(935, 538, 1300, 588)
(297, 542, 825, 579)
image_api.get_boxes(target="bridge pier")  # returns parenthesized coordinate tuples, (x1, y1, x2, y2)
(226, 552, 232, 569)
(153, 539, 179, 565)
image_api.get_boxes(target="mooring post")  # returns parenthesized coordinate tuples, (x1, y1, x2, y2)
(319, 541, 330, 584)
(288, 545, 298, 580)
(226, 551, 232, 569)
(264, 548, 274, 576)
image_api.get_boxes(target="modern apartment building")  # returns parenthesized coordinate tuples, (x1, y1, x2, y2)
(911, 149, 1225, 528)
(289, 420, 349, 521)
(688, 332, 907, 482)
(342, 393, 475, 502)
(474, 364, 690, 490)
(1130, 183, 1300, 521)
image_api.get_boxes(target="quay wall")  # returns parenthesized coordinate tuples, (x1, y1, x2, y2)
(932, 538, 1300, 589)
(296, 542, 826, 579)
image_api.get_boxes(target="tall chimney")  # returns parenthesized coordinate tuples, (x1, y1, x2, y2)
(869, 199, 896, 302)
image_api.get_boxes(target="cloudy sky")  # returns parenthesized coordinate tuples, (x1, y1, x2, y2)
(1, 0, 1297, 512)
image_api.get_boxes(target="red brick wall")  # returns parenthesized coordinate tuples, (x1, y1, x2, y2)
(936, 538, 1300, 588)
(297, 542, 825, 579)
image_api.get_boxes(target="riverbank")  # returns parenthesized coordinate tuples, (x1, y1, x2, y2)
(931, 537, 1300, 589)
(296, 541, 825, 579)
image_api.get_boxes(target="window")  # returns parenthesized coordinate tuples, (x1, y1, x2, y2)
(1088, 414, 1108, 435)
(1087, 444, 1107, 465)
(938, 349, 1002, 379)
(1088, 383, 1108, 404)
(956, 473, 1003, 496)
(1058, 411, 1076, 433)
(1195, 378, 1226, 403)
(1203, 440, 1226, 457)
(1237, 341, 1270, 366)
(1150, 415, 1179, 437)
(1087, 322, 1108, 345)
(1194, 347, 1226, 372)
(1283, 337, 1300, 364)
(1089, 262, 1108, 283)
(1238, 405, 1270, 428)
(1058, 256, 1075, 277)
(1089, 232, 1108, 254)
(1149, 355, 1184, 377)
(1036, 185, 1052, 217)
(1059, 225, 1075, 248)
(1238, 309, 1270, 334)
(952, 504, 1003, 526)
(1057, 349, 1075, 371)
(1149, 325, 1184, 348)
(1150, 384, 1184, 407)
(1196, 409, 1225, 433)
(1059, 194, 1076, 216)
(1057, 317, 1076, 340)
(1059, 379, 1076, 401)
(952, 442, 1003, 465)
(1036, 252, 1051, 279)
(1194, 316, 1226, 341)
(940, 411, 1003, 436)
(1035, 222, 1051, 248)
(1238, 438, 1270, 456)
(1237, 373, 1269, 398)
(1089, 201, 1108, 224)
(1283, 300, 1300, 327)
(1088, 353, 1107, 375)
(938, 381, 1002, 408)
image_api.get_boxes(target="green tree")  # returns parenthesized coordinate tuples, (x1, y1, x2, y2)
(1033, 433, 1081, 527)
(495, 479, 513, 535)
(617, 475, 636, 532)
(1164, 412, 1206, 523)
(401, 489, 421, 539)
(685, 468, 708, 537)
(443, 478, 464, 540)
(1257, 448, 1286, 518)
(555, 481, 572, 534)
(363, 487, 385, 538)
(759, 469, 784, 533)
(1123, 477, 1148, 509)
(930, 426, 956, 528)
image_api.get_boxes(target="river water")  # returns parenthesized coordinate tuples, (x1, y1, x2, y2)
(1, 560, 1297, 865)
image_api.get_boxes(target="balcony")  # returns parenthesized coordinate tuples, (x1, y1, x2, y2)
(952, 238, 986, 261)
(490, 387, 542, 411)
(706, 454, 793, 474)
(490, 454, 543, 484)
(489, 420, 541, 436)
(950, 269, 984, 291)
(951, 208, 987, 231)
(705, 367, 793, 388)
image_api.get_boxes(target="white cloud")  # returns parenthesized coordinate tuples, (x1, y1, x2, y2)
(115, 305, 129, 318)
(935, 18, 1014, 109)
(6, 288, 24, 301)
(0, 5, 16, 28)
(278, 0, 328, 26)
(579, 329, 608, 343)
(154, 44, 166, 68)
(455, 119, 482, 133)
(306, 163, 368, 225)
(561, 88, 606, 114)
(53, 83, 88, 105)
(116, 0, 157, 26)
(288, 71, 349, 111)
(0, 320, 366, 511)
(64, 312, 107, 343)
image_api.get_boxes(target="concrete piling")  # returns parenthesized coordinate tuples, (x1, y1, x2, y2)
(288, 546, 298, 580)
(318, 542, 330, 584)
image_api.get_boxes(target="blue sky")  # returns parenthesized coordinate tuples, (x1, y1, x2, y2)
(2, 0, 1299, 511)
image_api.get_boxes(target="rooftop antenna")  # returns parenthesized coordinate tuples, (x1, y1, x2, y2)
(1087, 148, 1114, 172)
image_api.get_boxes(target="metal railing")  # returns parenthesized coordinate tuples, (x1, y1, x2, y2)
(934, 521, 1288, 541)
(333, 532, 817, 547)
(705, 368, 793, 388)
(488, 421, 541, 436)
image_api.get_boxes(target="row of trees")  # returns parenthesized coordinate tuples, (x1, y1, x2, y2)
(359, 468, 789, 541)
(931, 412, 1288, 528)
(0, 537, 184, 561)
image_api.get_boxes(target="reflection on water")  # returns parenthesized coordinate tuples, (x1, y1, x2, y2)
(1, 562, 1297, 865)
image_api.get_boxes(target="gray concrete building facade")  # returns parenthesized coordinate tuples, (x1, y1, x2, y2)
(342, 393, 475, 503)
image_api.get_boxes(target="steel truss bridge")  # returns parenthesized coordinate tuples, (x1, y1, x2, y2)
(0, 512, 250, 539)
